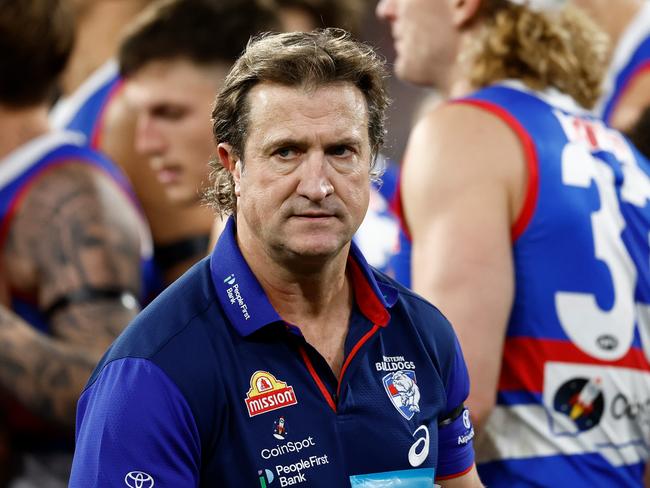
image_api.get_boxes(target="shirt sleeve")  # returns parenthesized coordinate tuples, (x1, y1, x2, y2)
(436, 336, 475, 479)
(69, 357, 201, 487)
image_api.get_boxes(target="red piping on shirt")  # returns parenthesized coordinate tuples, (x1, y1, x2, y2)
(436, 463, 474, 481)
(297, 256, 389, 412)
(299, 347, 337, 412)
(347, 257, 390, 327)
(451, 98, 540, 242)
(337, 324, 380, 398)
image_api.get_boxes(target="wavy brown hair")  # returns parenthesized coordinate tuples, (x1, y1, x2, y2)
(205, 28, 389, 218)
(464, 0, 609, 109)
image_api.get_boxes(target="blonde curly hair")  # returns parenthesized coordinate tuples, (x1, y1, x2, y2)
(465, 0, 609, 109)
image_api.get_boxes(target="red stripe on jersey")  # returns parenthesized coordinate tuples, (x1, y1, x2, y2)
(90, 79, 125, 151)
(498, 337, 650, 393)
(451, 98, 540, 242)
(390, 171, 412, 242)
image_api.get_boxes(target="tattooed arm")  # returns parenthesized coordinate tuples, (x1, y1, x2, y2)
(2, 162, 144, 426)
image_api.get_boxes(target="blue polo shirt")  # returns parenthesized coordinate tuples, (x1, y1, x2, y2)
(70, 218, 475, 487)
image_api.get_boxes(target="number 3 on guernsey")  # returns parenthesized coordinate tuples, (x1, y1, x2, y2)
(556, 141, 650, 361)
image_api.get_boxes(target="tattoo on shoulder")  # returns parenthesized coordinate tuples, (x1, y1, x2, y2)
(7, 163, 144, 303)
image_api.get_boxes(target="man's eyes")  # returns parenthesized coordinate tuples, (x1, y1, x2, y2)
(151, 106, 187, 120)
(275, 147, 299, 158)
(271, 145, 356, 159)
(329, 145, 353, 157)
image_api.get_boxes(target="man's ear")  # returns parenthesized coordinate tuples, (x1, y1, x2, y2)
(449, 0, 482, 27)
(217, 143, 242, 197)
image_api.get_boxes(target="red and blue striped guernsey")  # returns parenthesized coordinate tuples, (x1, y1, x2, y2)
(456, 81, 650, 487)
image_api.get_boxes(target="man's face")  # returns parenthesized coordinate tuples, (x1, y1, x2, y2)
(126, 58, 229, 205)
(226, 82, 371, 264)
(376, 0, 457, 85)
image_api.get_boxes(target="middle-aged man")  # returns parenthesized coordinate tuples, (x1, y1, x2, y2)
(377, 0, 650, 486)
(69, 29, 483, 487)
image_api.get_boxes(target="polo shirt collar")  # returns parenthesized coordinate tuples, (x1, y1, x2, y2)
(210, 217, 397, 337)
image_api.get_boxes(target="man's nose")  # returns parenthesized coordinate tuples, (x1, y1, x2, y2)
(296, 153, 334, 201)
(135, 114, 166, 157)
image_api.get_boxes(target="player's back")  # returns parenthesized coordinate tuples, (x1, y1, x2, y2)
(458, 81, 650, 487)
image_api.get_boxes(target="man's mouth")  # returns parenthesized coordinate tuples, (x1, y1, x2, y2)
(154, 165, 182, 184)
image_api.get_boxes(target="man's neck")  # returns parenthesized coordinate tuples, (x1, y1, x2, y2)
(242, 236, 354, 377)
(0, 105, 49, 160)
(246, 244, 351, 323)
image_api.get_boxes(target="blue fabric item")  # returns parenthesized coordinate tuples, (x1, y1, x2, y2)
(70, 217, 475, 486)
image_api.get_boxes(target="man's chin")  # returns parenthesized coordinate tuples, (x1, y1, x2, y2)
(279, 238, 349, 263)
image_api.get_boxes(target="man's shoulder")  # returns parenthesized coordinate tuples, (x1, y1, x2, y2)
(373, 269, 465, 391)
(89, 259, 225, 380)
(372, 268, 455, 343)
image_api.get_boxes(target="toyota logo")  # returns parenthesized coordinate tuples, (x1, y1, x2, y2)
(125, 471, 154, 488)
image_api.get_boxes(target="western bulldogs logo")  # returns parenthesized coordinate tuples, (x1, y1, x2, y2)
(383, 370, 421, 420)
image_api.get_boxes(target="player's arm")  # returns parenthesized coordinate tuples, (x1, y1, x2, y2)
(402, 103, 525, 429)
(0, 162, 143, 425)
(609, 71, 650, 132)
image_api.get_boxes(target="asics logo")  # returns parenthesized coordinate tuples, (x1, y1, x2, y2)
(408, 425, 430, 467)
(125, 471, 154, 488)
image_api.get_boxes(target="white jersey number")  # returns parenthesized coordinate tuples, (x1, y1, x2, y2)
(556, 141, 650, 361)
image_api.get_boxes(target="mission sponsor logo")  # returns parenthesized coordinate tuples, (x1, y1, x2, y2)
(383, 370, 421, 420)
(246, 371, 298, 417)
